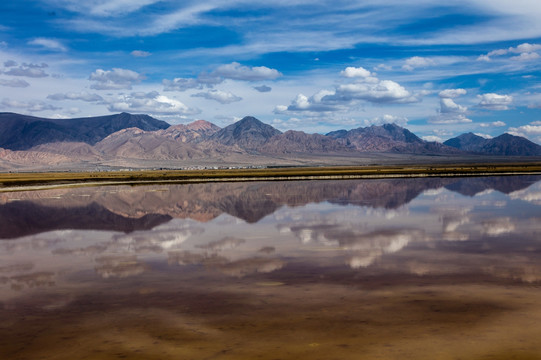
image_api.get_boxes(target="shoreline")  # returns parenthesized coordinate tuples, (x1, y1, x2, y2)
(1, 162, 541, 192)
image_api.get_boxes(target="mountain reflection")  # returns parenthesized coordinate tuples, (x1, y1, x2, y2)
(3, 176, 541, 360)
(2, 175, 541, 238)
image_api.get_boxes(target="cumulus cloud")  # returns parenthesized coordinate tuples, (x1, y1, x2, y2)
(402, 56, 436, 71)
(47, 92, 104, 102)
(363, 114, 408, 127)
(106, 91, 200, 115)
(429, 88, 469, 123)
(28, 38, 67, 52)
(428, 114, 472, 124)
(438, 88, 467, 98)
(163, 77, 203, 91)
(163, 62, 279, 92)
(507, 124, 541, 143)
(275, 67, 418, 115)
(1, 98, 60, 112)
(511, 52, 540, 61)
(4, 60, 17, 68)
(211, 62, 282, 81)
(191, 89, 242, 104)
(0, 78, 30, 88)
(274, 91, 340, 114)
(253, 85, 272, 92)
(480, 121, 506, 127)
(440, 98, 467, 113)
(478, 42, 541, 61)
(130, 50, 151, 57)
(3, 63, 49, 78)
(89, 68, 144, 90)
(477, 93, 513, 110)
(340, 66, 377, 82)
(422, 135, 443, 142)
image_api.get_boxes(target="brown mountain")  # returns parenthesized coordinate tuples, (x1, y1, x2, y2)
(157, 120, 220, 143)
(94, 127, 208, 160)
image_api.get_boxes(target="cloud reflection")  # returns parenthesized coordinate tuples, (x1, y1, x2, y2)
(482, 217, 516, 236)
(168, 251, 285, 277)
(94, 255, 147, 278)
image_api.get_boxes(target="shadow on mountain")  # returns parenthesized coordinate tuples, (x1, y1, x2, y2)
(0, 201, 172, 239)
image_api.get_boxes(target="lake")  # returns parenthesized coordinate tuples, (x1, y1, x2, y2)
(1, 175, 541, 359)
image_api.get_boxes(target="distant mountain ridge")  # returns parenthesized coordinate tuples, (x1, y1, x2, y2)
(444, 132, 541, 156)
(1, 112, 540, 170)
(0, 112, 170, 150)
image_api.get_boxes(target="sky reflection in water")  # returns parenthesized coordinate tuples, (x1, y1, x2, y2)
(1, 176, 541, 359)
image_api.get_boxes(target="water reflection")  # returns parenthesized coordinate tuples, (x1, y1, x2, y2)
(1, 175, 541, 359)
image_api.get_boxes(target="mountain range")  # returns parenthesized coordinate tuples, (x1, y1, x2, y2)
(1, 112, 540, 170)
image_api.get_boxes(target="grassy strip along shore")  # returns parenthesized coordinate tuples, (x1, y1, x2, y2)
(1, 163, 541, 190)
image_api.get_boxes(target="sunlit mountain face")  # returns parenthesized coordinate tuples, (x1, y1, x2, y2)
(1, 176, 541, 358)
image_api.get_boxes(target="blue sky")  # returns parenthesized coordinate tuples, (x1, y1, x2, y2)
(1, 0, 541, 143)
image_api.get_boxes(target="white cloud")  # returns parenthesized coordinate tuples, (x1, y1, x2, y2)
(510, 52, 540, 61)
(130, 50, 151, 57)
(0, 78, 30, 88)
(422, 135, 443, 143)
(510, 43, 541, 53)
(478, 42, 541, 61)
(480, 121, 506, 127)
(106, 91, 200, 115)
(163, 62, 280, 93)
(89, 68, 144, 90)
(275, 66, 418, 115)
(438, 88, 467, 98)
(28, 38, 67, 52)
(211, 62, 282, 81)
(477, 93, 513, 110)
(340, 66, 376, 81)
(508, 124, 541, 135)
(275, 92, 340, 114)
(47, 92, 104, 102)
(474, 133, 493, 139)
(54, 0, 161, 17)
(1, 98, 60, 112)
(192, 89, 242, 104)
(402, 56, 435, 71)
(331, 79, 417, 104)
(163, 77, 203, 92)
(440, 98, 467, 113)
(428, 114, 472, 124)
(363, 114, 408, 127)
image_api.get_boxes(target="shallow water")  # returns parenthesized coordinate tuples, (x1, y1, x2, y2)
(1, 176, 541, 359)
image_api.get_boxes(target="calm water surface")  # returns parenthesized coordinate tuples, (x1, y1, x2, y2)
(1, 176, 541, 359)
